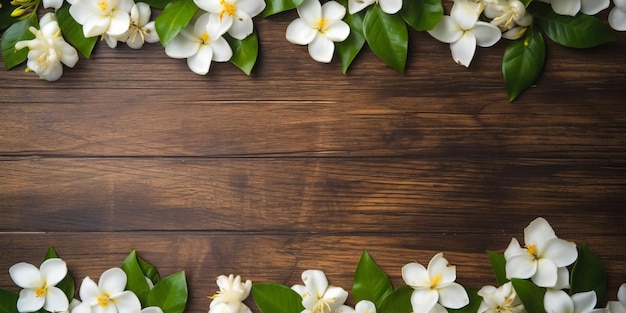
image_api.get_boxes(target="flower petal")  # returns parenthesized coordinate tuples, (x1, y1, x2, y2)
(505, 254, 537, 279)
(553, 267, 570, 290)
(438, 283, 469, 309)
(525, 217, 557, 252)
(44, 286, 70, 312)
(165, 31, 200, 58)
(380, 0, 402, 14)
(427, 16, 463, 44)
(609, 7, 626, 31)
(112, 291, 141, 313)
(40, 258, 68, 286)
(71, 301, 93, 313)
(450, 31, 476, 67)
(99, 268, 127, 295)
(616, 0, 626, 8)
(544, 289, 573, 313)
(82, 16, 110, 37)
(141, 307, 164, 313)
(323, 286, 349, 307)
(193, 0, 220, 13)
(9, 263, 42, 289)
(43, 0, 63, 9)
(619, 284, 626, 306)
(238, 0, 266, 17)
(228, 13, 253, 40)
(211, 36, 233, 62)
(321, 1, 346, 22)
(472, 21, 500, 47)
(542, 238, 578, 267)
(572, 291, 597, 313)
(188, 44, 213, 75)
(428, 253, 456, 285)
(402, 262, 430, 288)
(532, 258, 558, 287)
(410, 289, 439, 313)
(610, 302, 626, 313)
(286, 19, 317, 45)
(301, 270, 329, 298)
(450, 0, 481, 30)
(504, 238, 526, 260)
(107, 10, 131, 36)
(355, 300, 376, 313)
(324, 20, 350, 42)
(348, 0, 374, 14)
(580, 0, 608, 14)
(79, 277, 101, 306)
(17, 288, 45, 312)
(297, 0, 322, 27)
(550, 0, 581, 16)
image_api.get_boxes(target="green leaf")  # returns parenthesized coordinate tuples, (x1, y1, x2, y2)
(147, 272, 188, 313)
(122, 250, 152, 306)
(353, 250, 393, 307)
(262, 0, 303, 17)
(570, 244, 607, 303)
(251, 283, 304, 313)
(336, 0, 365, 73)
(363, 5, 408, 74)
(42, 247, 75, 302)
(531, 2, 615, 48)
(502, 27, 545, 101)
(400, 0, 443, 31)
(377, 285, 413, 313)
(56, 3, 98, 58)
(510, 278, 547, 313)
(487, 251, 509, 285)
(225, 31, 258, 75)
(0, 289, 19, 313)
(155, 0, 198, 46)
(137, 253, 160, 285)
(448, 288, 481, 313)
(137, 0, 170, 9)
(1, 13, 36, 70)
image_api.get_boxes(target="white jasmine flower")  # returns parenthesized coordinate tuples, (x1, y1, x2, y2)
(504, 217, 578, 288)
(69, 0, 133, 38)
(544, 290, 604, 313)
(427, 0, 501, 67)
(208, 274, 252, 313)
(9, 258, 70, 313)
(164, 12, 233, 75)
(609, 0, 626, 31)
(483, 0, 532, 39)
(537, 0, 609, 16)
(402, 253, 470, 313)
(348, 0, 402, 14)
(14, 12, 79, 81)
(71, 267, 141, 313)
(193, 0, 265, 40)
(355, 300, 376, 313)
(477, 282, 525, 313)
(286, 0, 350, 63)
(120, 2, 159, 49)
(291, 270, 350, 313)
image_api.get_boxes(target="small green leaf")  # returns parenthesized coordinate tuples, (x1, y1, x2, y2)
(510, 278, 547, 313)
(155, 0, 198, 46)
(56, 3, 98, 58)
(0, 289, 19, 313)
(251, 283, 305, 313)
(487, 251, 509, 285)
(336, 0, 365, 73)
(502, 27, 545, 101)
(401, 0, 443, 31)
(570, 244, 607, 303)
(353, 250, 393, 307)
(262, 0, 303, 17)
(448, 288, 481, 313)
(363, 5, 408, 74)
(122, 250, 152, 306)
(136, 253, 160, 285)
(137, 0, 170, 9)
(531, 2, 615, 48)
(42, 247, 75, 302)
(1, 13, 37, 70)
(225, 31, 258, 75)
(147, 272, 188, 313)
(377, 285, 413, 313)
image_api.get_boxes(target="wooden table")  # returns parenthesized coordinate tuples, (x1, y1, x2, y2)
(2, 11, 626, 313)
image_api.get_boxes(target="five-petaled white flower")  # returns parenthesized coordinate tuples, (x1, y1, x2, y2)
(69, 0, 133, 38)
(193, 0, 265, 40)
(119, 2, 159, 49)
(609, 0, 626, 31)
(165, 12, 233, 75)
(291, 270, 351, 313)
(427, 0, 501, 67)
(286, 0, 350, 63)
(348, 0, 402, 14)
(9, 257, 70, 313)
(402, 253, 470, 313)
(477, 282, 525, 313)
(71, 267, 141, 313)
(14, 12, 79, 81)
(544, 290, 604, 313)
(537, 0, 609, 16)
(208, 274, 252, 313)
(504, 217, 578, 288)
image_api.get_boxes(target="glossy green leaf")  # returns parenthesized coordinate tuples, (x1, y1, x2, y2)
(448, 288, 481, 313)
(377, 285, 413, 313)
(262, 0, 303, 17)
(487, 251, 509, 285)
(401, 0, 443, 31)
(1, 13, 36, 69)
(336, 0, 365, 73)
(137, 0, 170, 9)
(0, 0, 19, 32)
(531, 2, 615, 48)
(363, 5, 407, 74)
(156, 0, 198, 46)
(147, 272, 188, 313)
(251, 283, 304, 313)
(42, 247, 75, 302)
(570, 244, 607, 303)
(137, 253, 160, 285)
(510, 278, 547, 313)
(502, 27, 545, 101)
(225, 31, 258, 75)
(122, 250, 152, 306)
(56, 3, 98, 58)
(353, 250, 393, 307)
(0, 289, 18, 313)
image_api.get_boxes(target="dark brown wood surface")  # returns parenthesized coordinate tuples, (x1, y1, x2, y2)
(2, 10, 626, 313)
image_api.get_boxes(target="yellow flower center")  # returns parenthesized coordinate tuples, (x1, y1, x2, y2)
(526, 244, 537, 256)
(315, 18, 328, 33)
(97, 294, 111, 307)
(201, 32, 210, 44)
(97, 0, 108, 12)
(431, 274, 442, 289)
(311, 296, 334, 313)
(35, 287, 46, 297)
(219, 0, 236, 20)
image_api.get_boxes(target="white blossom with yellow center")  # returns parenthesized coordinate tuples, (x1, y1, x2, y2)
(208, 274, 252, 313)
(193, 0, 265, 40)
(544, 290, 604, 313)
(70, 268, 141, 313)
(68, 0, 133, 38)
(9, 257, 69, 313)
(292, 270, 350, 313)
(477, 282, 525, 313)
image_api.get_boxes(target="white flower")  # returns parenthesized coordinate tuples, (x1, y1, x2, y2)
(477, 282, 525, 313)
(606, 284, 626, 313)
(9, 258, 70, 313)
(285, 0, 350, 63)
(119, 2, 159, 49)
(402, 253, 470, 313)
(291, 270, 350, 313)
(208, 274, 252, 313)
(193, 0, 265, 40)
(71, 267, 141, 313)
(348, 0, 402, 14)
(427, 0, 501, 67)
(14, 12, 78, 81)
(355, 300, 376, 313)
(42, 0, 63, 9)
(609, 0, 626, 31)
(537, 0, 609, 16)
(164, 12, 233, 75)
(69, 0, 133, 38)
(483, 0, 532, 39)
(544, 290, 604, 313)
(504, 217, 578, 288)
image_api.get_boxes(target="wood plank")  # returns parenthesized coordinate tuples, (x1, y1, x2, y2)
(2, 157, 625, 233)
